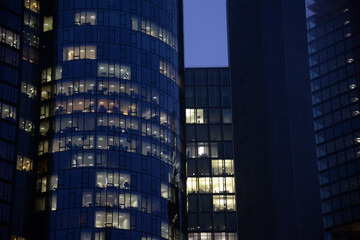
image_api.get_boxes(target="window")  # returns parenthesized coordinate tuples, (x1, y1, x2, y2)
(43, 16, 53, 32)
(63, 45, 96, 61)
(50, 175, 58, 190)
(41, 66, 62, 83)
(51, 193, 57, 210)
(213, 177, 235, 193)
(187, 177, 197, 193)
(161, 183, 169, 199)
(131, 16, 178, 51)
(97, 62, 131, 79)
(21, 82, 36, 99)
(186, 142, 196, 158)
(16, 155, 33, 172)
(198, 177, 211, 193)
(161, 222, 169, 239)
(82, 191, 93, 207)
(0, 102, 16, 121)
(159, 60, 177, 82)
(24, 0, 40, 13)
(24, 12, 40, 30)
(19, 118, 34, 133)
(212, 160, 234, 175)
(223, 109, 232, 123)
(0, 27, 20, 49)
(75, 11, 96, 25)
(95, 211, 130, 229)
(213, 195, 236, 211)
(96, 171, 130, 189)
(210, 109, 221, 123)
(198, 142, 209, 157)
(186, 109, 206, 124)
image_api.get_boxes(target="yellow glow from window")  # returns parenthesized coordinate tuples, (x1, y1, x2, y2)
(186, 109, 205, 124)
(43, 16, 53, 32)
(187, 177, 197, 194)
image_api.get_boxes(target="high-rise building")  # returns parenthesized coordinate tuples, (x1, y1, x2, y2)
(0, 1, 22, 239)
(307, 1, 360, 239)
(227, 0, 324, 239)
(184, 67, 237, 240)
(12, 0, 41, 239)
(0, 0, 41, 239)
(0, 0, 185, 239)
(34, 0, 184, 239)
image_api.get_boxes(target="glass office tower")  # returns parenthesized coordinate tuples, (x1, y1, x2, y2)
(12, 0, 42, 239)
(0, 1, 22, 239)
(307, 0, 360, 239)
(0, 1, 41, 239)
(227, 0, 324, 239)
(185, 68, 237, 240)
(35, 0, 184, 239)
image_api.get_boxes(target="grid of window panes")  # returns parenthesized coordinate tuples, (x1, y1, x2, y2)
(185, 68, 237, 240)
(0, 0, 22, 239)
(307, 0, 360, 230)
(10, 1, 42, 239)
(36, 0, 183, 239)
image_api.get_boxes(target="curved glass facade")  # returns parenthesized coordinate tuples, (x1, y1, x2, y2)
(36, 0, 183, 239)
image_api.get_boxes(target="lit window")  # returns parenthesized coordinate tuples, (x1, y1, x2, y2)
(187, 177, 197, 194)
(186, 109, 205, 124)
(43, 16, 53, 32)
(226, 177, 235, 193)
(36, 177, 47, 193)
(161, 183, 169, 199)
(225, 160, 234, 175)
(95, 211, 130, 229)
(97, 62, 131, 79)
(16, 155, 33, 172)
(213, 195, 226, 211)
(161, 222, 169, 239)
(51, 193, 57, 211)
(213, 195, 236, 212)
(95, 211, 106, 228)
(199, 177, 211, 193)
(50, 175, 58, 190)
(75, 12, 96, 25)
(0, 27, 20, 49)
(96, 171, 131, 189)
(24, 0, 40, 13)
(63, 45, 96, 61)
(131, 17, 139, 31)
(198, 142, 209, 157)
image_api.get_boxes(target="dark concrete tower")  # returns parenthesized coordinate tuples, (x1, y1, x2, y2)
(227, 0, 324, 239)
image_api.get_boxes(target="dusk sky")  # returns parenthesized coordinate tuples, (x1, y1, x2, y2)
(184, 0, 228, 67)
(184, 0, 312, 67)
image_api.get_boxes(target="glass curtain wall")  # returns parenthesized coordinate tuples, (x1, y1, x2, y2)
(185, 68, 237, 240)
(36, 0, 184, 239)
(308, 0, 360, 237)
(0, 1, 23, 239)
